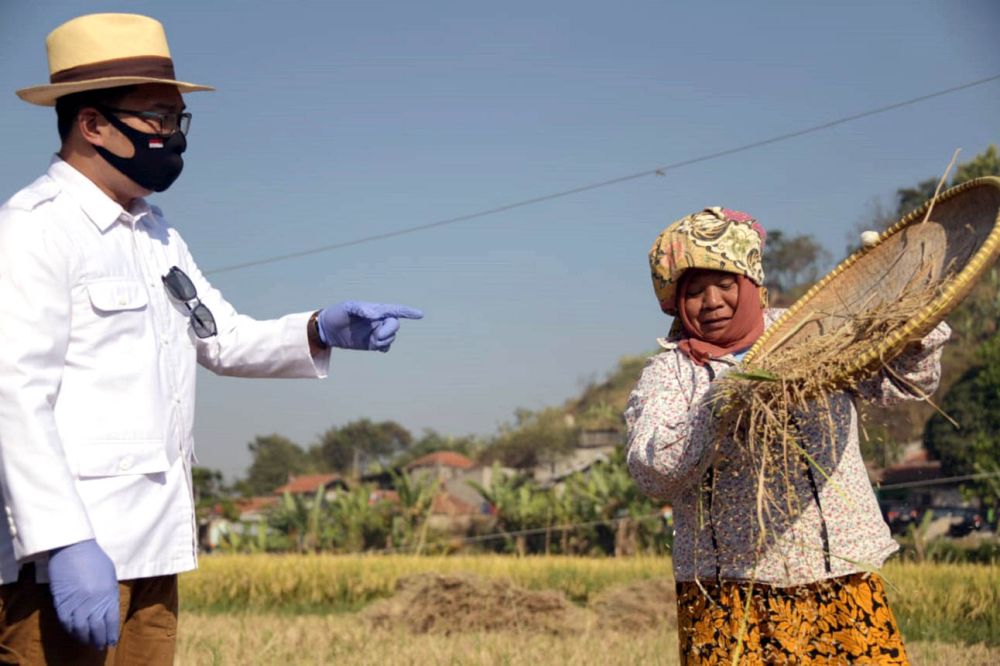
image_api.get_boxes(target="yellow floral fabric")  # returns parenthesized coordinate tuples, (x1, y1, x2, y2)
(676, 573, 909, 665)
(649, 207, 766, 315)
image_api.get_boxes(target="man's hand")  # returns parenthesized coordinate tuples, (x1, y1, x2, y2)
(317, 301, 423, 352)
(48, 539, 120, 649)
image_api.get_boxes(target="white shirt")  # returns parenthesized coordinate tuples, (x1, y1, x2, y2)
(0, 157, 329, 583)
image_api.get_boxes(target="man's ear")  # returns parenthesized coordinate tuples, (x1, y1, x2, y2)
(76, 107, 105, 145)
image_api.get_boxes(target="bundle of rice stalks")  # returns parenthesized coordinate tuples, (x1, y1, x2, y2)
(712, 277, 950, 526)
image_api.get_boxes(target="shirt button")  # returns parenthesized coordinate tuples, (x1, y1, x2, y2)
(119, 455, 134, 471)
(118, 298, 127, 306)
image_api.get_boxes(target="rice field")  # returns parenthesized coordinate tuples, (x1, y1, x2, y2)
(176, 555, 1000, 665)
(181, 554, 671, 611)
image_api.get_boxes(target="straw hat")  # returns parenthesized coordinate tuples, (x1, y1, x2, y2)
(16, 13, 214, 106)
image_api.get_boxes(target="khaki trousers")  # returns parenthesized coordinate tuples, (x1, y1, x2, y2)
(0, 564, 177, 665)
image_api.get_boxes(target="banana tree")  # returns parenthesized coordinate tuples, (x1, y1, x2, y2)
(328, 484, 391, 552)
(469, 464, 549, 555)
(269, 487, 325, 553)
(387, 468, 440, 554)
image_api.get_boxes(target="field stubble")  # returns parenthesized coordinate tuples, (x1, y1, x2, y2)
(176, 614, 1000, 666)
(177, 555, 999, 665)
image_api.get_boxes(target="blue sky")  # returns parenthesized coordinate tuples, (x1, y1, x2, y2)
(1, 1, 997, 480)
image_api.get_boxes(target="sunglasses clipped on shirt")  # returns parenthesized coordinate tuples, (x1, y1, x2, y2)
(162, 266, 217, 338)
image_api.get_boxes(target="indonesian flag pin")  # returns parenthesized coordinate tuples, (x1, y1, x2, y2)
(148, 137, 165, 149)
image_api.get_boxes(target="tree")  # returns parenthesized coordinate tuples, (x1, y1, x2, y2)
(269, 487, 326, 553)
(468, 465, 550, 555)
(327, 484, 393, 552)
(924, 332, 1000, 508)
(239, 434, 311, 496)
(387, 468, 440, 554)
(192, 466, 239, 523)
(314, 419, 413, 475)
(952, 144, 1000, 184)
(762, 230, 830, 306)
(483, 407, 577, 469)
(559, 448, 666, 556)
(192, 466, 226, 504)
(567, 355, 649, 432)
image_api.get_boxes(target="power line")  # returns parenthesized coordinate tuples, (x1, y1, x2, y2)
(873, 471, 1000, 492)
(364, 472, 1000, 555)
(205, 73, 1000, 276)
(367, 511, 667, 555)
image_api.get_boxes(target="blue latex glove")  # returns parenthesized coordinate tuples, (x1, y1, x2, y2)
(317, 301, 423, 352)
(48, 539, 120, 649)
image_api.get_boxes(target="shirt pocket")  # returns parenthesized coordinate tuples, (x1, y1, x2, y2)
(85, 279, 149, 313)
(74, 440, 171, 478)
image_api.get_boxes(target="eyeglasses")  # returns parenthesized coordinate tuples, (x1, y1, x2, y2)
(162, 266, 217, 338)
(98, 105, 192, 136)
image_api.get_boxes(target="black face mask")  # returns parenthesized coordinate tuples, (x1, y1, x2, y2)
(94, 109, 186, 192)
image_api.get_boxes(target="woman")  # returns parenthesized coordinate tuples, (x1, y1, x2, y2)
(626, 207, 949, 664)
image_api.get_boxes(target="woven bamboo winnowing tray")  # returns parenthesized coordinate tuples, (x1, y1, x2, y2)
(744, 176, 1000, 374)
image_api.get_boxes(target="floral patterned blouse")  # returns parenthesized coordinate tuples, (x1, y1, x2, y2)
(625, 309, 951, 586)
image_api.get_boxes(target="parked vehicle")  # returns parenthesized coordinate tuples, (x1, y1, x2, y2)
(879, 500, 988, 537)
(880, 502, 924, 535)
(931, 506, 986, 537)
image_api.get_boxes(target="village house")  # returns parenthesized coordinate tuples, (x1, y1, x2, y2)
(272, 473, 349, 502)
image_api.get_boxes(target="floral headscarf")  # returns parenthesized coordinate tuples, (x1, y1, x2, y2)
(649, 207, 767, 316)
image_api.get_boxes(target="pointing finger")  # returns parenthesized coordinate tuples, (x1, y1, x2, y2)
(346, 302, 423, 320)
(385, 305, 423, 320)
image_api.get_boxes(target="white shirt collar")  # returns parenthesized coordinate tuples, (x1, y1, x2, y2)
(46, 156, 154, 232)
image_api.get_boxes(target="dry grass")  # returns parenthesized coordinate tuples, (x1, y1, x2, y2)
(362, 572, 588, 634)
(174, 612, 1000, 666)
(180, 556, 1000, 644)
(174, 557, 999, 664)
(182, 554, 671, 611)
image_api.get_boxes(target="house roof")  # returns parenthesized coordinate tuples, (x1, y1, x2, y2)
(235, 496, 278, 517)
(272, 473, 344, 495)
(406, 451, 476, 471)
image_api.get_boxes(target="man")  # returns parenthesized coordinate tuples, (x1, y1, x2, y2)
(0, 13, 422, 664)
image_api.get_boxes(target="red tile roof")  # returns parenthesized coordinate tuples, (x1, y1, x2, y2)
(272, 473, 343, 495)
(406, 451, 476, 470)
(234, 496, 278, 516)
